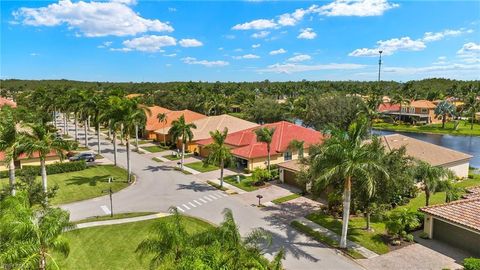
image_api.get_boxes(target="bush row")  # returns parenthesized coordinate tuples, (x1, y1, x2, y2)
(0, 160, 87, 178)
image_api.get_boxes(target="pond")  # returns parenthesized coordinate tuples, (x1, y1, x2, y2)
(372, 130, 480, 168)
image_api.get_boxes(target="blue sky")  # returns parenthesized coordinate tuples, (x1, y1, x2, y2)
(1, 0, 479, 82)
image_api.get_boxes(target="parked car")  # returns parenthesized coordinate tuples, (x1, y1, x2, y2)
(69, 152, 96, 162)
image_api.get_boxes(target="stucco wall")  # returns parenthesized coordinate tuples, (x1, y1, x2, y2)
(246, 149, 308, 171)
(21, 156, 62, 167)
(443, 160, 470, 178)
(0, 162, 7, 171)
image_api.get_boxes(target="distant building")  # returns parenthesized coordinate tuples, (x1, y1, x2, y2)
(144, 106, 173, 140)
(152, 110, 206, 142)
(0, 97, 17, 108)
(0, 151, 61, 171)
(379, 100, 440, 124)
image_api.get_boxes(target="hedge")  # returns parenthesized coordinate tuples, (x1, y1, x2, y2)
(0, 161, 87, 178)
(464, 258, 480, 270)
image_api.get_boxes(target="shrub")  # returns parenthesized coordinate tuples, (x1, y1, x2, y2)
(0, 161, 86, 178)
(404, 234, 414, 242)
(327, 192, 343, 217)
(251, 168, 271, 185)
(464, 258, 480, 270)
(419, 232, 429, 239)
(385, 208, 420, 239)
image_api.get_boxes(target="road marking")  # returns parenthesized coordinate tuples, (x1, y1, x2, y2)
(207, 195, 218, 200)
(193, 200, 202, 206)
(100, 205, 111, 215)
(212, 194, 223, 199)
(176, 206, 185, 213)
(182, 204, 191, 210)
(199, 198, 208, 203)
(204, 196, 213, 202)
(219, 193, 228, 197)
(188, 202, 197, 208)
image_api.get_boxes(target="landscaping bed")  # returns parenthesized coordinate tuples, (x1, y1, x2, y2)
(140, 145, 168, 153)
(151, 157, 163, 162)
(164, 153, 193, 161)
(223, 175, 259, 192)
(184, 161, 219, 173)
(272, 193, 301, 204)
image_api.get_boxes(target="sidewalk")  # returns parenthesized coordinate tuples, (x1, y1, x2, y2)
(294, 217, 379, 259)
(75, 212, 171, 229)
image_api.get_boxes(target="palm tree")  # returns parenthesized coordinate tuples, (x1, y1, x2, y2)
(168, 115, 196, 170)
(254, 127, 276, 173)
(309, 117, 388, 248)
(100, 96, 124, 166)
(391, 93, 411, 123)
(204, 128, 232, 188)
(288, 139, 305, 159)
(20, 123, 71, 193)
(0, 107, 23, 196)
(157, 112, 168, 146)
(434, 100, 456, 128)
(0, 194, 71, 270)
(413, 161, 450, 206)
(463, 91, 480, 130)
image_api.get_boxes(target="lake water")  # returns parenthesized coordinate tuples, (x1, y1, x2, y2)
(372, 130, 480, 168)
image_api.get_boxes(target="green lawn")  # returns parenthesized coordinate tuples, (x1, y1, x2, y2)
(306, 212, 390, 255)
(0, 165, 129, 205)
(140, 145, 168, 153)
(151, 157, 163, 163)
(184, 161, 219, 173)
(373, 120, 480, 136)
(55, 216, 213, 269)
(223, 175, 258, 192)
(272, 193, 301, 204)
(164, 153, 193, 160)
(74, 212, 157, 224)
(137, 140, 153, 145)
(174, 167, 192, 175)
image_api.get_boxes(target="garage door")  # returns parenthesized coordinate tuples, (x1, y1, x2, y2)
(433, 218, 480, 257)
(283, 169, 305, 190)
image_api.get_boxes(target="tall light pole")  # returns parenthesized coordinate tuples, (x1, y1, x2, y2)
(378, 50, 383, 82)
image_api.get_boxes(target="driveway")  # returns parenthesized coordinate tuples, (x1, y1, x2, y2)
(58, 120, 362, 270)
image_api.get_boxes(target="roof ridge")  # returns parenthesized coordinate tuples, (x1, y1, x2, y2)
(421, 197, 480, 210)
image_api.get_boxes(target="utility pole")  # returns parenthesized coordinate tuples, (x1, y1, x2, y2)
(378, 50, 383, 82)
(102, 187, 113, 217)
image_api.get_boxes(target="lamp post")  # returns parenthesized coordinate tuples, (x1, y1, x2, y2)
(378, 50, 383, 82)
(102, 187, 114, 217)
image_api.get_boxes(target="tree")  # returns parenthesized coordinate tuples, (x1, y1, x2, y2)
(0, 193, 71, 270)
(309, 117, 388, 248)
(203, 128, 232, 188)
(20, 123, 71, 193)
(385, 208, 420, 240)
(391, 93, 411, 123)
(156, 112, 168, 146)
(255, 127, 276, 173)
(244, 97, 288, 124)
(413, 161, 450, 206)
(288, 139, 305, 159)
(434, 100, 456, 128)
(463, 90, 480, 130)
(168, 115, 196, 170)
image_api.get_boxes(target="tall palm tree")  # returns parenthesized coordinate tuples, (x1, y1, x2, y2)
(168, 115, 196, 170)
(463, 91, 480, 130)
(288, 139, 305, 159)
(434, 100, 456, 128)
(20, 123, 71, 193)
(100, 96, 124, 166)
(309, 117, 388, 248)
(391, 93, 411, 123)
(157, 112, 168, 146)
(0, 107, 23, 196)
(0, 194, 71, 270)
(413, 161, 450, 206)
(254, 127, 276, 173)
(204, 128, 232, 188)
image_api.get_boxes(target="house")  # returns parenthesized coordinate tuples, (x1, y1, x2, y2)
(153, 110, 207, 143)
(197, 121, 325, 171)
(144, 106, 172, 140)
(0, 151, 61, 171)
(174, 114, 259, 153)
(380, 100, 439, 124)
(420, 197, 480, 257)
(0, 97, 17, 108)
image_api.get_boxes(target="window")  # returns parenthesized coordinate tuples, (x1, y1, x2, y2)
(284, 151, 292, 161)
(421, 108, 428, 114)
(409, 107, 415, 113)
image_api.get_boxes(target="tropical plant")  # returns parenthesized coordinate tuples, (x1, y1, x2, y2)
(390, 93, 411, 123)
(203, 128, 232, 188)
(0, 193, 72, 270)
(157, 112, 168, 146)
(434, 100, 456, 128)
(413, 160, 451, 206)
(254, 127, 276, 173)
(309, 117, 389, 248)
(168, 115, 197, 170)
(288, 139, 305, 159)
(385, 208, 420, 240)
(463, 91, 480, 130)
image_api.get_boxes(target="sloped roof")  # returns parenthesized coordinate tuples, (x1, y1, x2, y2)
(153, 110, 207, 134)
(409, 100, 437, 109)
(378, 103, 400, 112)
(463, 186, 480, 199)
(145, 106, 172, 131)
(0, 97, 17, 108)
(0, 150, 59, 162)
(187, 114, 259, 141)
(379, 134, 472, 166)
(198, 121, 325, 159)
(420, 198, 480, 233)
(277, 160, 305, 172)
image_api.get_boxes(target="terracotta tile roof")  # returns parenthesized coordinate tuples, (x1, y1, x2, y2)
(409, 100, 437, 109)
(420, 198, 480, 233)
(277, 160, 305, 172)
(0, 97, 17, 108)
(378, 102, 400, 112)
(198, 121, 325, 159)
(153, 110, 207, 134)
(463, 186, 480, 199)
(145, 106, 172, 131)
(379, 134, 472, 166)
(187, 114, 259, 141)
(0, 150, 59, 162)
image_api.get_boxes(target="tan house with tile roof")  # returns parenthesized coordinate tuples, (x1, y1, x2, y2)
(381, 99, 441, 124)
(421, 198, 480, 256)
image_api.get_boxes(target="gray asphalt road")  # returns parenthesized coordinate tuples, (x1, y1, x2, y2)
(59, 119, 362, 270)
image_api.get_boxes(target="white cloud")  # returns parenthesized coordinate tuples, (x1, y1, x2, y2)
(97, 41, 113, 48)
(259, 62, 366, 74)
(422, 29, 473, 42)
(163, 53, 177, 57)
(110, 0, 137, 5)
(30, 52, 39, 56)
(182, 57, 229, 67)
(382, 63, 480, 75)
(320, 0, 398, 16)
(457, 42, 480, 64)
(232, 19, 277, 30)
(119, 35, 176, 52)
(234, 48, 243, 52)
(233, 54, 260, 59)
(277, 5, 320, 26)
(252, 44, 261, 48)
(179, 38, 203, 47)
(13, 0, 173, 37)
(297, 28, 317, 39)
(349, 37, 426, 57)
(433, 56, 447, 65)
(224, 34, 236, 40)
(269, 48, 287, 55)
(251, 31, 270, 39)
(287, 54, 312, 62)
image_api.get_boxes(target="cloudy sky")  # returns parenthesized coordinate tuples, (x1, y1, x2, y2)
(1, 0, 479, 82)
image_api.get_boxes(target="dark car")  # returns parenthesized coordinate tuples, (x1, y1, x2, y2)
(69, 152, 96, 162)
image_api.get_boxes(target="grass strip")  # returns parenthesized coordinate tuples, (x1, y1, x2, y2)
(272, 194, 301, 204)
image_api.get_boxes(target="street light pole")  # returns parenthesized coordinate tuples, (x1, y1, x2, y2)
(378, 50, 383, 82)
(102, 187, 113, 217)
